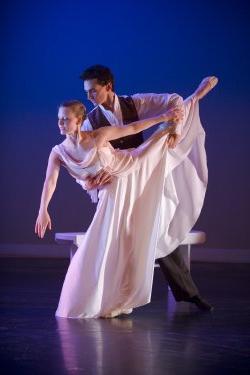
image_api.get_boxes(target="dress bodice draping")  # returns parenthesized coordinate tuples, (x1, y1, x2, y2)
(53, 138, 141, 201)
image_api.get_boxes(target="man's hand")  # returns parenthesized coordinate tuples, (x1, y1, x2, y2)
(166, 133, 181, 148)
(85, 169, 113, 190)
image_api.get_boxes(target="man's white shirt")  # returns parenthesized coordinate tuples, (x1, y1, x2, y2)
(82, 93, 184, 135)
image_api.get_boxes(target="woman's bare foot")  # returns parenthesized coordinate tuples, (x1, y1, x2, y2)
(193, 76, 218, 100)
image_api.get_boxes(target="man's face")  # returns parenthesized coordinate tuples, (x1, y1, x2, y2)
(84, 79, 112, 106)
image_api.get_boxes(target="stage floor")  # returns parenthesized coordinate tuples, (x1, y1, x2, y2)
(1, 258, 250, 374)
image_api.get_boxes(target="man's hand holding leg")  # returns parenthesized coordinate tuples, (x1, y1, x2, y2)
(85, 170, 113, 190)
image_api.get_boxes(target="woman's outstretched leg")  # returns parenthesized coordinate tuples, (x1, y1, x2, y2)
(180, 75, 218, 138)
(156, 76, 218, 312)
(191, 76, 218, 101)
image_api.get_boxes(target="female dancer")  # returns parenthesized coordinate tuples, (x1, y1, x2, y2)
(35, 76, 218, 318)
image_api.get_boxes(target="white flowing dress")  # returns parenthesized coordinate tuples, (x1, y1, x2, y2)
(54, 96, 208, 318)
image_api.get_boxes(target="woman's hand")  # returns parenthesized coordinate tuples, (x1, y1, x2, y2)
(35, 210, 52, 238)
(161, 105, 184, 148)
(163, 106, 184, 124)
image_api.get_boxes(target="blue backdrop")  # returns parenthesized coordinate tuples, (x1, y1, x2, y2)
(1, 0, 250, 248)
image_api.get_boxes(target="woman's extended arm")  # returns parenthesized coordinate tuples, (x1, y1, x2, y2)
(94, 107, 183, 145)
(35, 150, 61, 238)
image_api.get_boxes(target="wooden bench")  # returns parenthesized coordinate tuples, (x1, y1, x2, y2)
(55, 230, 206, 270)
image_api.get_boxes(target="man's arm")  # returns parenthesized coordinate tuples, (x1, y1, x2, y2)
(131, 92, 184, 148)
(132, 92, 184, 133)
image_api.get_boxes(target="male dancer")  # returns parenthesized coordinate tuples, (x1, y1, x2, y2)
(80, 65, 217, 311)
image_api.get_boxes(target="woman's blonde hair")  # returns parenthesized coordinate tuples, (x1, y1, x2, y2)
(59, 100, 87, 125)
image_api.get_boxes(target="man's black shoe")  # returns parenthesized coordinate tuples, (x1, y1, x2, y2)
(186, 296, 214, 311)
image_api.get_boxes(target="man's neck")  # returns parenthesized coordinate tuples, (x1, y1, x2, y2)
(101, 92, 116, 112)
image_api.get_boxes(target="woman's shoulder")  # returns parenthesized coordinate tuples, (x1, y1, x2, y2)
(84, 129, 109, 149)
(79, 131, 96, 149)
(79, 130, 95, 142)
(51, 142, 63, 152)
(80, 130, 92, 137)
(51, 141, 66, 158)
(53, 138, 72, 151)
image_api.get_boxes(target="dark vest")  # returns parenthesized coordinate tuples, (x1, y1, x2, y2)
(87, 96, 143, 149)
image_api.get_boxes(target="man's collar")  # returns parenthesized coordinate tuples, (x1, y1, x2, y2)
(99, 93, 119, 113)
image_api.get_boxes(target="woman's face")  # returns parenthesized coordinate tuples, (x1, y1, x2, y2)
(58, 107, 80, 135)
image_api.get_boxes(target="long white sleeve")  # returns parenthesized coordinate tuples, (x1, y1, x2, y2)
(131, 93, 184, 135)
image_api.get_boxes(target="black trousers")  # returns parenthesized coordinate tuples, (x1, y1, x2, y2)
(157, 247, 199, 301)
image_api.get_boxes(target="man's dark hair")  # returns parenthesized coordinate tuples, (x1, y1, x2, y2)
(80, 65, 114, 90)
